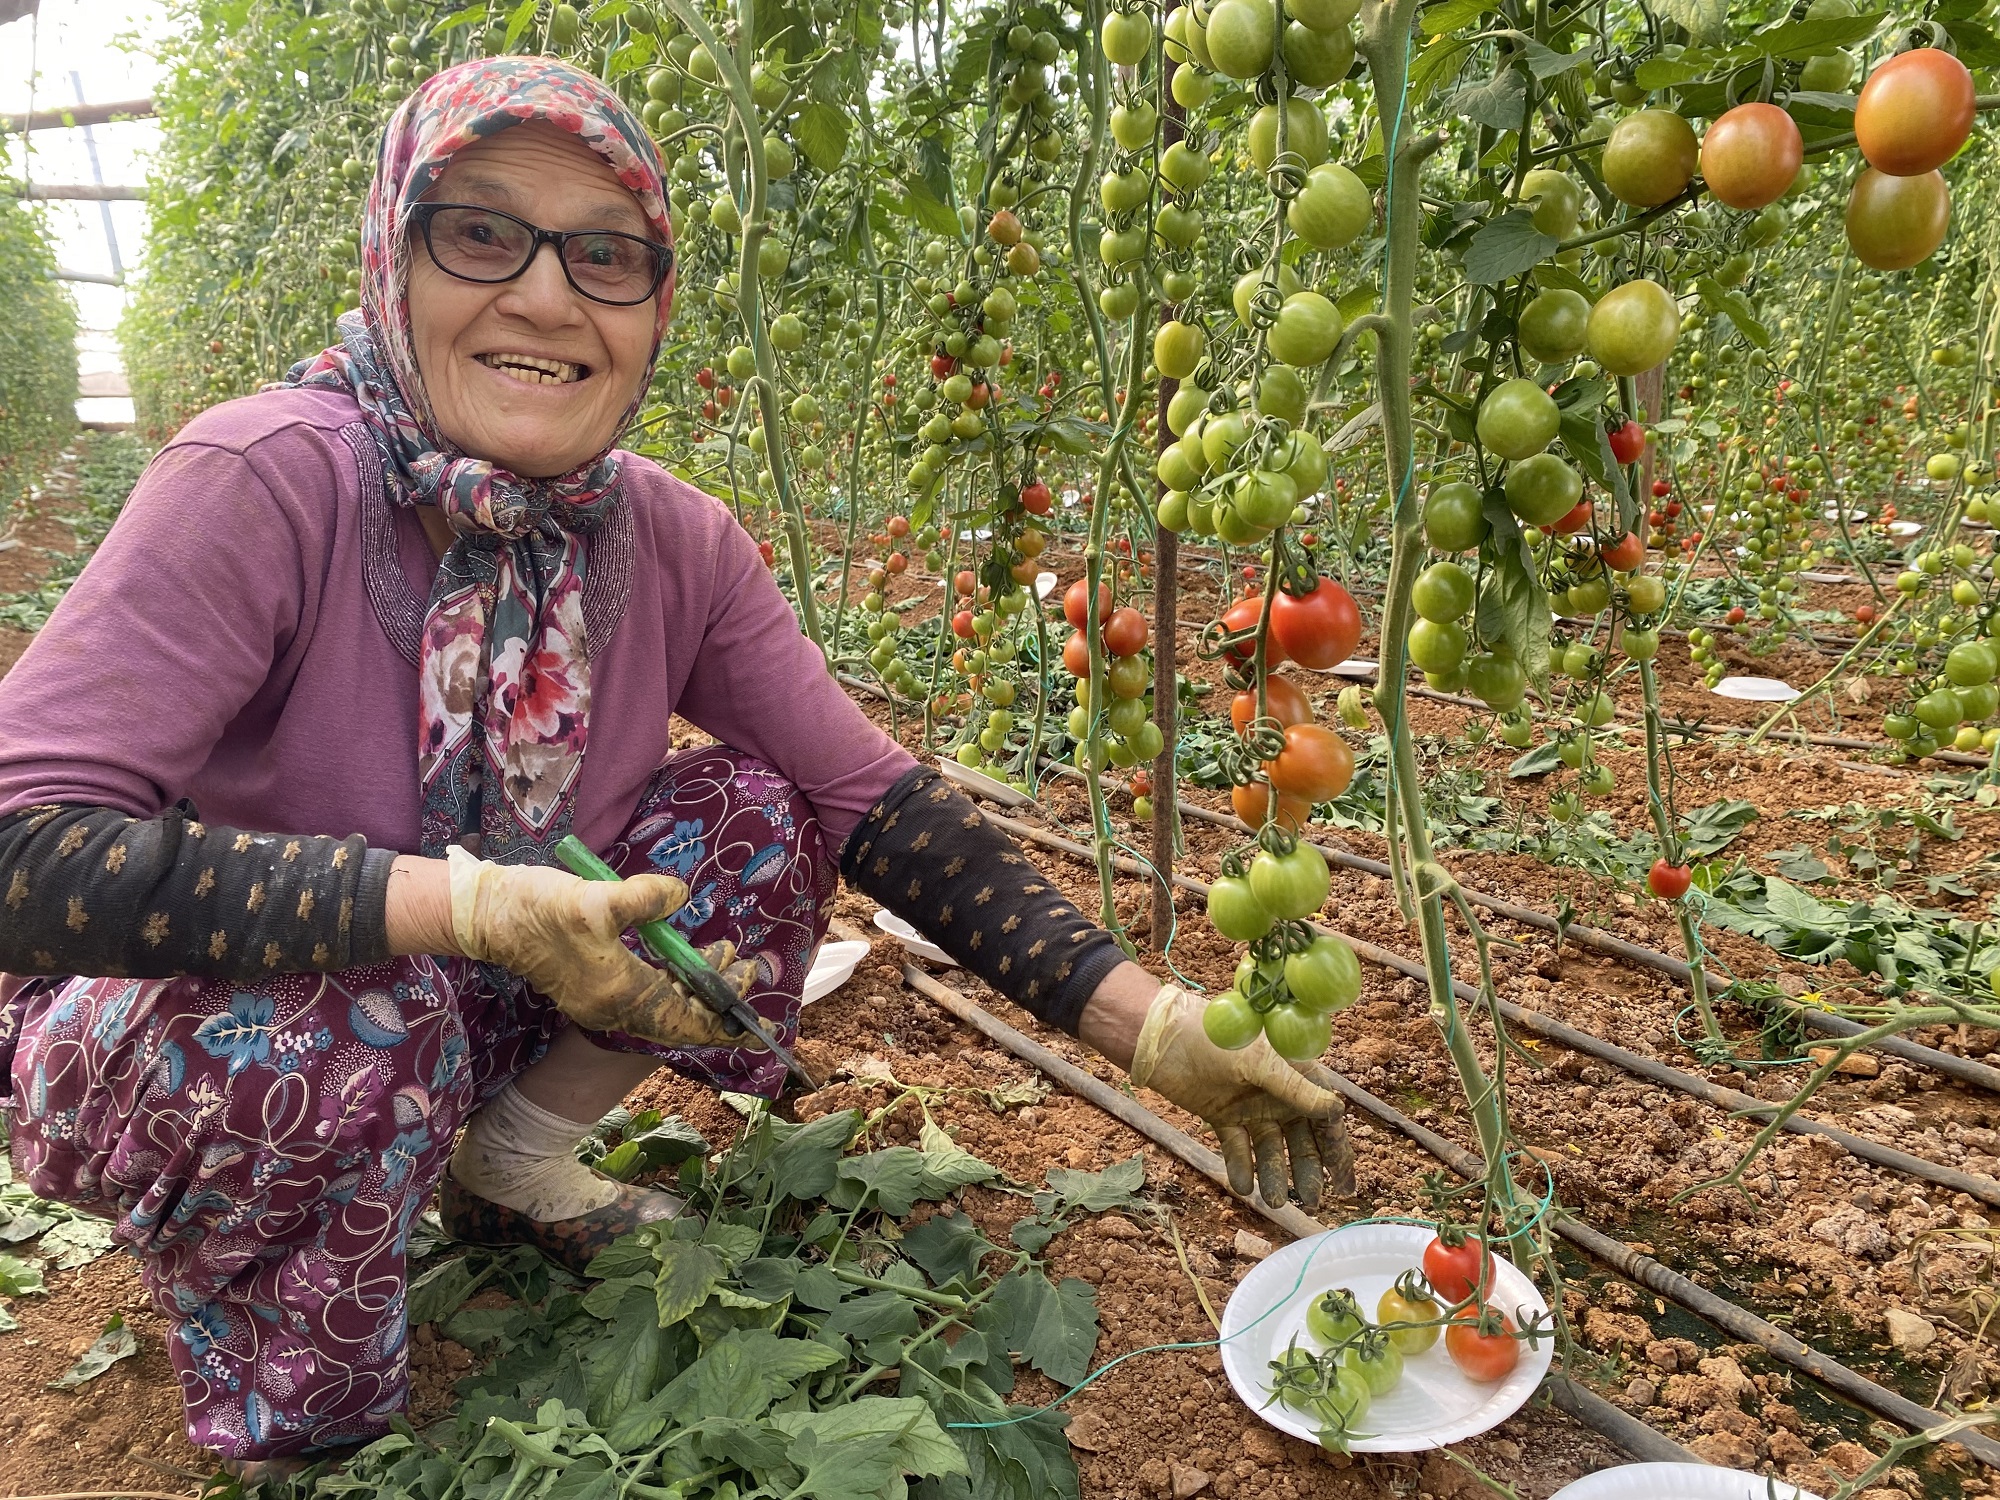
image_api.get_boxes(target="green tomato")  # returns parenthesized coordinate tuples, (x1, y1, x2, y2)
(1268, 292, 1344, 368)
(1305, 1287, 1367, 1346)
(1499, 714, 1535, 747)
(1204, 0, 1278, 78)
(1517, 288, 1591, 365)
(1340, 1330, 1405, 1397)
(1413, 561, 1476, 623)
(1622, 626, 1660, 662)
(1207, 874, 1275, 941)
(1477, 379, 1561, 461)
(1262, 1001, 1332, 1062)
(1587, 278, 1681, 378)
(1247, 96, 1330, 172)
(1202, 990, 1265, 1050)
(1504, 453, 1583, 526)
(1248, 842, 1331, 920)
(1578, 690, 1617, 727)
(1284, 934, 1363, 1013)
(1377, 1278, 1441, 1355)
(1958, 681, 1999, 722)
(1915, 688, 1965, 732)
(1882, 712, 1918, 741)
(1601, 109, 1699, 208)
(1624, 574, 1667, 614)
(1287, 163, 1372, 251)
(1424, 481, 1490, 552)
(1519, 168, 1582, 238)
(1946, 640, 1997, 687)
(1408, 618, 1469, 674)
(1465, 652, 1527, 711)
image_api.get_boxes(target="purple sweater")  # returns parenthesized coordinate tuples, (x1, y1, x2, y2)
(0, 386, 914, 853)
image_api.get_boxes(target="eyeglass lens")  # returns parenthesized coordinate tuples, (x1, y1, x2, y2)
(426, 206, 661, 303)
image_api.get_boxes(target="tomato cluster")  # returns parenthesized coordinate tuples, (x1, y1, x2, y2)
(1061, 577, 1165, 774)
(1272, 1232, 1525, 1448)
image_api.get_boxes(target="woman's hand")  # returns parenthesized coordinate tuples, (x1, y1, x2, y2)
(443, 849, 759, 1048)
(1094, 974, 1353, 1211)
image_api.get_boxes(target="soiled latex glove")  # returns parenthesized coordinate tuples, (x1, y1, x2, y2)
(447, 847, 761, 1049)
(1128, 984, 1354, 1210)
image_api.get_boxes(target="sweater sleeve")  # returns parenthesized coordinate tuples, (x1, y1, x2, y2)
(0, 803, 395, 979)
(670, 495, 916, 845)
(839, 766, 1127, 1034)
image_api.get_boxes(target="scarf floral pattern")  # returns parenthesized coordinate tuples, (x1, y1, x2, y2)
(283, 56, 674, 863)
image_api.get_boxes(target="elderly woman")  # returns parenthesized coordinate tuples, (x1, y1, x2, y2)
(0, 57, 1348, 1475)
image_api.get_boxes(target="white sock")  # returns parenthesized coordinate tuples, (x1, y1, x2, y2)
(449, 1082, 678, 1221)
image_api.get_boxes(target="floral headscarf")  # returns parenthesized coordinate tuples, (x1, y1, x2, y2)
(283, 56, 674, 864)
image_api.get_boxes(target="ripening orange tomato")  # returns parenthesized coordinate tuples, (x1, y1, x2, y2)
(1699, 103, 1802, 211)
(1855, 49, 1975, 177)
(1845, 167, 1950, 271)
(1232, 780, 1312, 833)
(1266, 724, 1355, 803)
(1230, 674, 1314, 734)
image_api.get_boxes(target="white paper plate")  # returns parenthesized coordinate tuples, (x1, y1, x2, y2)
(937, 756, 1035, 807)
(873, 909, 957, 966)
(1709, 676, 1799, 702)
(1035, 571, 1058, 600)
(1318, 657, 1376, 678)
(1821, 508, 1869, 523)
(1550, 1463, 1825, 1500)
(1889, 520, 1924, 539)
(801, 940, 872, 1006)
(1798, 571, 1856, 584)
(1220, 1223, 1552, 1452)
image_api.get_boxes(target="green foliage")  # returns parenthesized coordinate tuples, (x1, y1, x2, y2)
(302, 1106, 1104, 1500)
(0, 194, 77, 509)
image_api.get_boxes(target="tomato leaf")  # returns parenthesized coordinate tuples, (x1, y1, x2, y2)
(796, 101, 852, 173)
(1474, 544, 1552, 695)
(1695, 277, 1772, 351)
(1463, 207, 1558, 284)
(655, 1239, 725, 1327)
(1446, 65, 1528, 130)
(1680, 797, 1760, 856)
(1420, 0, 1491, 34)
(406, 1255, 482, 1327)
(1740, 11, 1884, 58)
(1507, 742, 1565, 778)
(503, 0, 540, 48)
(901, 1210, 1000, 1288)
(47, 1315, 137, 1390)
(982, 1270, 1100, 1386)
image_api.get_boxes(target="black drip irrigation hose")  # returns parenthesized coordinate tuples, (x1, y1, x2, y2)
(888, 959, 1702, 1470)
(979, 808, 2000, 1213)
(889, 960, 2000, 1474)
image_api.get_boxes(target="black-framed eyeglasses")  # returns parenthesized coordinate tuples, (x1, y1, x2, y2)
(409, 201, 673, 307)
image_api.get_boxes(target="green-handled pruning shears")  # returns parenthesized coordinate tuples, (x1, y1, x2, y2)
(553, 834, 819, 1090)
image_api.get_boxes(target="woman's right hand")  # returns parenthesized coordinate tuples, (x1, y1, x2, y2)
(444, 849, 758, 1048)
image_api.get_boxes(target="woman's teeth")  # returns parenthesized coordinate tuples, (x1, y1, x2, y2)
(477, 353, 585, 385)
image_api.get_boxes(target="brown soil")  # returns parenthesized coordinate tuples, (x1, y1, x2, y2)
(5, 504, 1999, 1498)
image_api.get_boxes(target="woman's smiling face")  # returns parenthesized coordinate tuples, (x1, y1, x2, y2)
(405, 121, 662, 478)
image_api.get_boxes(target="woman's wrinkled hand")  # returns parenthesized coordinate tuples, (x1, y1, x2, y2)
(1127, 984, 1354, 1210)
(446, 848, 760, 1049)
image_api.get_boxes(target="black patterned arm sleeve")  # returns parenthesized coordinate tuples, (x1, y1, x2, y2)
(839, 767, 1127, 1034)
(0, 802, 396, 980)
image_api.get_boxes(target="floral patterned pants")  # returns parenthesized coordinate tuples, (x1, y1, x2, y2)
(1, 748, 834, 1460)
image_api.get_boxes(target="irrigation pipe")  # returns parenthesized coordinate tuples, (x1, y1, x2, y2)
(890, 960, 1700, 1468)
(977, 809, 2000, 1212)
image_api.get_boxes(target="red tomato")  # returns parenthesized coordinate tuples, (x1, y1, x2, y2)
(1021, 481, 1053, 516)
(1103, 606, 1148, 658)
(1422, 1231, 1494, 1303)
(1231, 675, 1314, 734)
(696, 367, 715, 390)
(1445, 1307, 1521, 1383)
(1232, 780, 1312, 833)
(1855, 604, 1877, 625)
(1218, 595, 1285, 667)
(1064, 579, 1113, 628)
(931, 353, 957, 380)
(954, 570, 977, 597)
(886, 515, 910, 538)
(1061, 630, 1095, 678)
(1648, 859, 1692, 900)
(951, 610, 976, 639)
(1726, 605, 1747, 625)
(757, 539, 776, 567)
(1266, 724, 1354, 803)
(1651, 478, 1671, 498)
(1599, 532, 1645, 572)
(1131, 770, 1152, 797)
(882, 372, 898, 387)
(1550, 500, 1593, 536)
(1607, 419, 1647, 465)
(1268, 578, 1361, 671)
(965, 382, 990, 410)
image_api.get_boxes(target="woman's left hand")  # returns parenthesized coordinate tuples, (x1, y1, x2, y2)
(1125, 984, 1354, 1210)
